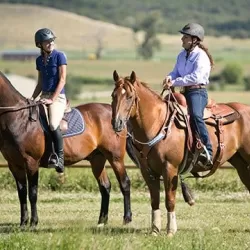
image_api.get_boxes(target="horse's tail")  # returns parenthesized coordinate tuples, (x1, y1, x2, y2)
(126, 136, 140, 168)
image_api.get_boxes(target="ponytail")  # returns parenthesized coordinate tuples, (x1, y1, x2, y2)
(198, 43, 214, 69)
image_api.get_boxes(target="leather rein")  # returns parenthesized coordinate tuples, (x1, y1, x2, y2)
(0, 99, 41, 114)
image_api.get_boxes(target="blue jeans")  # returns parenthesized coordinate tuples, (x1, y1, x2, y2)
(184, 88, 213, 156)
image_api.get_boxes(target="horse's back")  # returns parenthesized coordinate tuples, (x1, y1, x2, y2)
(76, 103, 111, 120)
(226, 102, 250, 115)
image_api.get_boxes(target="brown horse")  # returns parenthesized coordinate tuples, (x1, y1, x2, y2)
(111, 70, 250, 236)
(0, 71, 138, 228)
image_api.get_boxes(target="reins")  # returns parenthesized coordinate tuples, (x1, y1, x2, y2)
(0, 99, 42, 115)
(0, 99, 41, 111)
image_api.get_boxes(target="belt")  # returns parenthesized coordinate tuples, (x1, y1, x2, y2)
(41, 91, 54, 95)
(183, 84, 206, 91)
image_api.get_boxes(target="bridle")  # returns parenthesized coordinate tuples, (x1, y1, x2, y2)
(113, 78, 139, 126)
(115, 79, 171, 147)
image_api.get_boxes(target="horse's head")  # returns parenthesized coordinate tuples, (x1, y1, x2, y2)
(111, 70, 138, 132)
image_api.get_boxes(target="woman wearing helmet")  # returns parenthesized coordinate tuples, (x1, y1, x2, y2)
(162, 23, 214, 169)
(31, 28, 67, 173)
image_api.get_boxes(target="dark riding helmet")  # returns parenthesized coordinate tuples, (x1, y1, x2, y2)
(179, 23, 204, 41)
(35, 28, 56, 47)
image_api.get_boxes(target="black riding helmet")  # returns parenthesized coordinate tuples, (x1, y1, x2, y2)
(35, 28, 56, 48)
(179, 23, 204, 41)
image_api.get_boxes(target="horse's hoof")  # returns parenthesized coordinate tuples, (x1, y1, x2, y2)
(188, 199, 195, 206)
(20, 225, 27, 231)
(123, 218, 132, 225)
(151, 228, 160, 236)
(167, 232, 175, 238)
(97, 223, 105, 228)
(151, 231, 159, 237)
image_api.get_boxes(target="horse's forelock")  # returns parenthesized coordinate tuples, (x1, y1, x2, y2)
(115, 76, 138, 96)
(115, 77, 124, 88)
(123, 78, 135, 93)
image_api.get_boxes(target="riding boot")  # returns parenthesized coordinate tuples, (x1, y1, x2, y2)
(198, 146, 213, 169)
(50, 127, 64, 173)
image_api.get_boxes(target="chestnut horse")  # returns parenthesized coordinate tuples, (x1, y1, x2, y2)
(0, 71, 137, 228)
(111, 70, 250, 236)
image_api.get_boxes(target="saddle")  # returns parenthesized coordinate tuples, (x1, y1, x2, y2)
(168, 93, 240, 128)
(164, 92, 240, 177)
(27, 99, 85, 168)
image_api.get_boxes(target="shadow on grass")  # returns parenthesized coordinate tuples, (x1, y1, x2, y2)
(0, 223, 148, 235)
(0, 223, 68, 234)
(228, 228, 250, 233)
(179, 227, 250, 234)
(90, 226, 147, 235)
(0, 223, 21, 234)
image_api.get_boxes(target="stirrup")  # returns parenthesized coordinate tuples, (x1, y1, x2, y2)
(48, 153, 59, 168)
(197, 147, 213, 169)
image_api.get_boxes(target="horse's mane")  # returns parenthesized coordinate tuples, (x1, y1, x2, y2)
(124, 76, 163, 102)
(0, 71, 27, 100)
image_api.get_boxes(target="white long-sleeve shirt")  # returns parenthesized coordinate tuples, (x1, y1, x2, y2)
(168, 46, 211, 87)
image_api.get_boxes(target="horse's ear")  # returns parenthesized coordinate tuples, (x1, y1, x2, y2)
(130, 71, 136, 84)
(113, 70, 119, 82)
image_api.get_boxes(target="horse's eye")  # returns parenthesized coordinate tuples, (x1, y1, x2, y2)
(128, 96, 133, 100)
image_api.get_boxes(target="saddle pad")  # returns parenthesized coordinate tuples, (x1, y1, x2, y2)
(39, 107, 85, 138)
(62, 108, 85, 138)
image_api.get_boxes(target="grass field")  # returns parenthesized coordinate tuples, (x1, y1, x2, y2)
(0, 189, 249, 249)
(0, 168, 249, 249)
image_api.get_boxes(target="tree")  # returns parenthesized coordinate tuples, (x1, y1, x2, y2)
(126, 11, 162, 60)
(220, 63, 243, 84)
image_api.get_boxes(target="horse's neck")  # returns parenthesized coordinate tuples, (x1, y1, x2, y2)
(132, 87, 167, 139)
(0, 80, 25, 107)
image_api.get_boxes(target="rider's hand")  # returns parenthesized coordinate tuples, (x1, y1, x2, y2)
(40, 98, 53, 105)
(162, 76, 173, 90)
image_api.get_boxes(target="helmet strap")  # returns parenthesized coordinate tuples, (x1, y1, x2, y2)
(41, 44, 52, 55)
(185, 37, 199, 58)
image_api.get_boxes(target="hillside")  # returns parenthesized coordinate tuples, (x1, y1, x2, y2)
(1, 3, 250, 55)
(0, 4, 135, 51)
(4, 0, 250, 38)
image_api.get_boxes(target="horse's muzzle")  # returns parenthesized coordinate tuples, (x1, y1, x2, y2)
(111, 118, 125, 132)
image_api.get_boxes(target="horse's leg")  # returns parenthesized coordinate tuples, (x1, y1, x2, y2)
(9, 164, 29, 227)
(228, 152, 250, 191)
(162, 162, 178, 237)
(108, 158, 132, 225)
(140, 165, 161, 235)
(90, 153, 111, 227)
(26, 168, 39, 228)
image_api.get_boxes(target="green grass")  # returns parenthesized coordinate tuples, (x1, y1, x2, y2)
(0, 167, 249, 249)
(0, 187, 249, 249)
(0, 167, 247, 195)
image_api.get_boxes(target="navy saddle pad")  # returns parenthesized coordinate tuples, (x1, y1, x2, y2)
(40, 107, 85, 137)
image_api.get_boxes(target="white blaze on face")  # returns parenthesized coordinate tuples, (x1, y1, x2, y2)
(121, 88, 126, 95)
